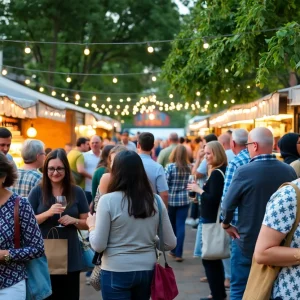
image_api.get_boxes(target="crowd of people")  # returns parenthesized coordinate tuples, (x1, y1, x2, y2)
(1, 125, 300, 300)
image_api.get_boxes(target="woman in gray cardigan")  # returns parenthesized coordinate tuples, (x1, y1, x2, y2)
(87, 150, 176, 300)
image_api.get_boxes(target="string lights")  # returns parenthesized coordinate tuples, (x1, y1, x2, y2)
(84, 45, 90, 56)
(24, 42, 31, 54)
(1, 69, 7, 76)
(66, 75, 72, 83)
(112, 77, 118, 83)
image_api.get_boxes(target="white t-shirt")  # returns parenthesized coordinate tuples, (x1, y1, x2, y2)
(83, 150, 100, 192)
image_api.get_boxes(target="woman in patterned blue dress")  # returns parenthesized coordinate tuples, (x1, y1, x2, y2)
(0, 152, 44, 299)
(255, 179, 300, 300)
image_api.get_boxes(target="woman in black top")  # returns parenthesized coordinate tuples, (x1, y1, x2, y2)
(188, 141, 227, 300)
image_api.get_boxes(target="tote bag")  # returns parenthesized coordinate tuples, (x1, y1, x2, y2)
(44, 227, 68, 275)
(151, 194, 178, 300)
(201, 169, 230, 260)
(243, 182, 300, 300)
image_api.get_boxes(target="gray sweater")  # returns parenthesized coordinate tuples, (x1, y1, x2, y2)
(222, 157, 297, 258)
(89, 191, 176, 272)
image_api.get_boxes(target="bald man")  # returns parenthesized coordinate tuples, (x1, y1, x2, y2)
(157, 133, 179, 167)
(221, 127, 297, 300)
(218, 133, 235, 162)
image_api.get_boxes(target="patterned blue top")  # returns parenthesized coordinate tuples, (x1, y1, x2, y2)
(0, 194, 44, 289)
(221, 149, 250, 225)
(263, 180, 300, 299)
(165, 163, 191, 206)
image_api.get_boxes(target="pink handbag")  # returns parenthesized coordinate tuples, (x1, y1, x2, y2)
(151, 195, 178, 300)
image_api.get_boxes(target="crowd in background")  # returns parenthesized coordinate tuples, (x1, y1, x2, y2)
(1, 125, 300, 300)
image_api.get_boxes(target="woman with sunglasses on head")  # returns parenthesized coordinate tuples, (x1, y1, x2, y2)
(28, 148, 90, 300)
(87, 150, 176, 300)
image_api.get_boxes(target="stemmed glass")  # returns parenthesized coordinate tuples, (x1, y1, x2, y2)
(56, 196, 67, 227)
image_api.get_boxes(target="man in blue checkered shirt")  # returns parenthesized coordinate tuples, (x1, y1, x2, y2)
(221, 129, 250, 226)
(11, 139, 45, 197)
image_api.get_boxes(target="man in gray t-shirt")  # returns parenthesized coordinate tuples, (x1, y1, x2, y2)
(138, 132, 168, 206)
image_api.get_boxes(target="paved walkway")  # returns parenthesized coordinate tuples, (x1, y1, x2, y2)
(80, 226, 212, 300)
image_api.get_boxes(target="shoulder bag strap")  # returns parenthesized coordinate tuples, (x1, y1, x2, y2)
(154, 194, 169, 266)
(14, 197, 21, 249)
(214, 169, 225, 223)
(279, 182, 300, 246)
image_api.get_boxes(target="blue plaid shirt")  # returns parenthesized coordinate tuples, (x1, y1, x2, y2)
(221, 149, 250, 225)
(165, 163, 191, 206)
(11, 169, 42, 198)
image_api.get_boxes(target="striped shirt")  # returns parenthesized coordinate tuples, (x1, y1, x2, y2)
(12, 169, 42, 198)
(165, 163, 191, 206)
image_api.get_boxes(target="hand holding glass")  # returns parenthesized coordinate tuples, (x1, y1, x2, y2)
(188, 175, 196, 200)
(56, 196, 67, 227)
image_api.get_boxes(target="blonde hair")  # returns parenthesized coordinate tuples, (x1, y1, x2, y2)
(205, 141, 227, 170)
(169, 145, 190, 174)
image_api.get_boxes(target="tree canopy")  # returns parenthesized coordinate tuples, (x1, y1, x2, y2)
(0, 0, 181, 102)
(162, 0, 300, 111)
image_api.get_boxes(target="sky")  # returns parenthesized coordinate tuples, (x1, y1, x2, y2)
(174, 0, 190, 15)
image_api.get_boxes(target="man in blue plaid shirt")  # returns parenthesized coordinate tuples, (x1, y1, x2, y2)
(12, 139, 45, 197)
(221, 129, 250, 226)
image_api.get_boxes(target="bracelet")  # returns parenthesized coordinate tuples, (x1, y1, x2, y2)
(88, 226, 95, 232)
(223, 224, 231, 230)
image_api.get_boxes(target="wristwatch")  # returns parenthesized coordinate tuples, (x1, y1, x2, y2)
(3, 252, 11, 263)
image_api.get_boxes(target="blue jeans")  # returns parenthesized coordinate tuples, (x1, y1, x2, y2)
(193, 222, 202, 257)
(230, 240, 252, 300)
(222, 238, 232, 279)
(101, 270, 154, 300)
(168, 204, 189, 258)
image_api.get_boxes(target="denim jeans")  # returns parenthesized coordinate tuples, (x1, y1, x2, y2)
(193, 222, 202, 257)
(222, 238, 232, 279)
(101, 270, 154, 300)
(168, 204, 190, 258)
(0, 279, 26, 299)
(230, 240, 252, 300)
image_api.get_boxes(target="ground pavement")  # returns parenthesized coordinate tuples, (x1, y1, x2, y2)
(80, 226, 214, 300)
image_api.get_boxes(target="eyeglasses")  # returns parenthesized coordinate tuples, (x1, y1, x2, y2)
(47, 167, 65, 174)
(245, 142, 256, 147)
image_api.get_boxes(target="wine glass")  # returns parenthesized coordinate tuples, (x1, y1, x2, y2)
(56, 196, 67, 227)
(188, 175, 197, 201)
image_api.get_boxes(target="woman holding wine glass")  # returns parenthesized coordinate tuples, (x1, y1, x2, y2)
(28, 148, 89, 300)
(187, 141, 227, 300)
(165, 144, 192, 262)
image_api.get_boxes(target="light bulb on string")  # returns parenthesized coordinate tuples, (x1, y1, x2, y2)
(214, 104, 218, 108)
(169, 94, 173, 99)
(223, 100, 227, 104)
(106, 97, 111, 102)
(85, 103, 89, 107)
(92, 96, 97, 101)
(25, 79, 31, 85)
(66, 75, 72, 83)
(84, 45, 90, 56)
(151, 75, 157, 82)
(65, 97, 69, 101)
(225, 68, 229, 73)
(112, 77, 118, 83)
(127, 97, 131, 102)
(39, 87, 44, 92)
(51, 91, 56, 96)
(24, 43, 31, 54)
(203, 40, 210, 49)
(75, 101, 79, 105)
(75, 94, 80, 100)
(1, 69, 7, 76)
(231, 99, 235, 103)
(61, 93, 65, 97)
(196, 91, 201, 96)
(147, 43, 154, 53)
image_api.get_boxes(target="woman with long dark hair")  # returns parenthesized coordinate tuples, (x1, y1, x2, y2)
(28, 148, 89, 300)
(87, 150, 176, 300)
